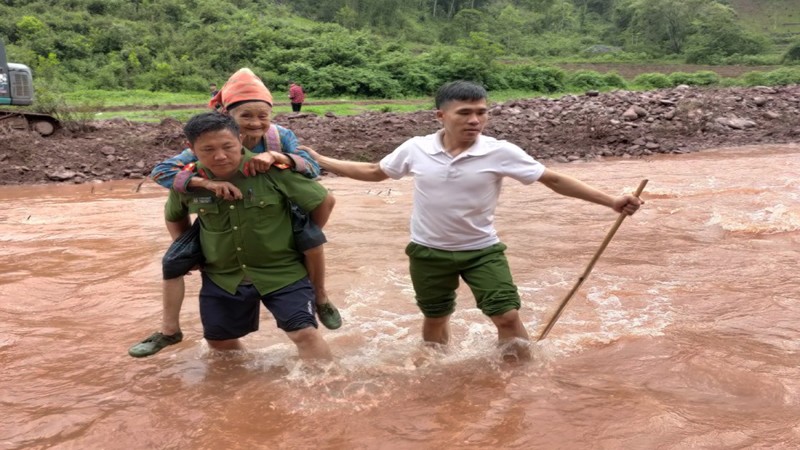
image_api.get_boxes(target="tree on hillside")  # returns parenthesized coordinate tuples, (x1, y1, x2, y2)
(423, 0, 491, 18)
(684, 2, 769, 63)
(334, 6, 358, 29)
(572, 0, 615, 28)
(617, 0, 706, 55)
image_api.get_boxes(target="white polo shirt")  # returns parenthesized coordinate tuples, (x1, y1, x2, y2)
(380, 130, 545, 251)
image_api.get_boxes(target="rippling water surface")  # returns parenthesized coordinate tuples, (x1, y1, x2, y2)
(1, 144, 799, 449)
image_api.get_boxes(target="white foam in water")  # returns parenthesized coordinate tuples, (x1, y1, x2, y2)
(199, 267, 675, 413)
(598, 286, 673, 330)
(689, 176, 721, 191)
(536, 280, 676, 357)
(383, 267, 415, 297)
(707, 204, 800, 234)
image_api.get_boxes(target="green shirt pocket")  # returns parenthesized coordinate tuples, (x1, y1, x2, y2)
(188, 202, 220, 216)
(243, 192, 282, 209)
(243, 193, 284, 232)
(188, 202, 226, 233)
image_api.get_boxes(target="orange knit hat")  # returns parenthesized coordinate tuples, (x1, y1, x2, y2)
(209, 68, 273, 111)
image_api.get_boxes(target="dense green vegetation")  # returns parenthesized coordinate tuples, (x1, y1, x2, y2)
(1, 0, 799, 101)
(728, 0, 800, 47)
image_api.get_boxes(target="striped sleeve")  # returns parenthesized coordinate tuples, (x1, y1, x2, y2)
(277, 125, 321, 179)
(150, 149, 199, 191)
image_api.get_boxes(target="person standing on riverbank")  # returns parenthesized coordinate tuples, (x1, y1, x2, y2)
(304, 80, 643, 361)
(288, 80, 305, 112)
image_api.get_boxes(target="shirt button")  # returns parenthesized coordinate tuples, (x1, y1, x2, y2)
(237, 247, 242, 251)
(230, 205, 235, 210)
(233, 226, 238, 231)
(241, 264, 246, 268)
(259, 201, 265, 205)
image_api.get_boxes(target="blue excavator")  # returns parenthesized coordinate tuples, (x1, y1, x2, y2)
(0, 39, 59, 136)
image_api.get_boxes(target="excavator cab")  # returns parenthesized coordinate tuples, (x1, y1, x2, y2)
(0, 40, 58, 135)
(0, 64, 35, 106)
(0, 40, 34, 105)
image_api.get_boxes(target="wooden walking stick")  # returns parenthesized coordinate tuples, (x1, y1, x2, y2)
(537, 179, 648, 341)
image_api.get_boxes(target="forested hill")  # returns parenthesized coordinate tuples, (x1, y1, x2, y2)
(1, 0, 799, 98)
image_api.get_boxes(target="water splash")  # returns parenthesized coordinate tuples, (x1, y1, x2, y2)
(708, 204, 800, 234)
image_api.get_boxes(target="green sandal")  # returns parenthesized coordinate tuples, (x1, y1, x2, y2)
(317, 301, 342, 330)
(128, 331, 184, 358)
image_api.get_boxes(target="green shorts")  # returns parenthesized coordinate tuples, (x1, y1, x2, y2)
(405, 241, 521, 318)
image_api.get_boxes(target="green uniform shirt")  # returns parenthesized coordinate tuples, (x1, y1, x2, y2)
(164, 149, 328, 295)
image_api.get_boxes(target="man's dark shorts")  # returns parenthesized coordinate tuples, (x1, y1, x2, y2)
(199, 273, 318, 341)
(161, 210, 325, 280)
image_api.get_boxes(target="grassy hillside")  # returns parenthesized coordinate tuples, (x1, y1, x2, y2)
(729, 0, 800, 47)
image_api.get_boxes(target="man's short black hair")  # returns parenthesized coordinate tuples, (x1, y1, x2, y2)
(434, 80, 487, 109)
(183, 112, 239, 145)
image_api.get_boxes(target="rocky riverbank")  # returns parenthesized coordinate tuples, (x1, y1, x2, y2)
(1, 85, 798, 186)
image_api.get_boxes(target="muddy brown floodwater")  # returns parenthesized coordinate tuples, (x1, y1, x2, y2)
(1, 144, 799, 449)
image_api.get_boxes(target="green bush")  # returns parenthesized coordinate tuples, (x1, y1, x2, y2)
(484, 70, 511, 90)
(667, 72, 693, 86)
(30, 82, 67, 117)
(86, 0, 108, 15)
(306, 64, 402, 98)
(763, 68, 800, 86)
(499, 65, 566, 93)
(284, 61, 314, 81)
(377, 55, 438, 96)
(632, 73, 671, 89)
(564, 70, 627, 91)
(719, 77, 742, 87)
(428, 52, 494, 87)
(735, 68, 800, 87)
(174, 74, 209, 92)
(601, 72, 627, 89)
(739, 71, 769, 86)
(783, 40, 800, 64)
(567, 70, 607, 90)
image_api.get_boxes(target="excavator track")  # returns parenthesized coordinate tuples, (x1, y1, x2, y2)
(0, 110, 59, 136)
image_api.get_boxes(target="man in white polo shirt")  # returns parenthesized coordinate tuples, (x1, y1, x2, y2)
(306, 80, 643, 360)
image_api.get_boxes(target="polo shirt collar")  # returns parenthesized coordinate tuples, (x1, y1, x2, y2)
(195, 147, 252, 180)
(428, 129, 491, 157)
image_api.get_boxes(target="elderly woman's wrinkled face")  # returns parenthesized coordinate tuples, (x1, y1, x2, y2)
(229, 101, 272, 144)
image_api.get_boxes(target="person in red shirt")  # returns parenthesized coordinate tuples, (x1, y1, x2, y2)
(288, 80, 305, 112)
